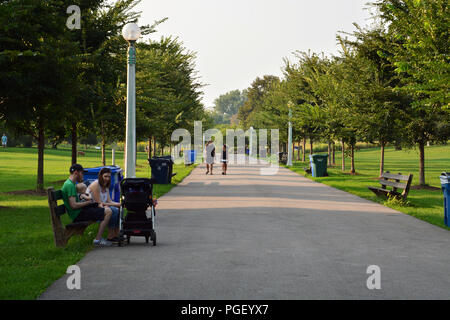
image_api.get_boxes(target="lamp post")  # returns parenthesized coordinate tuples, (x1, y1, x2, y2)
(249, 126, 254, 158)
(122, 23, 141, 178)
(287, 102, 293, 166)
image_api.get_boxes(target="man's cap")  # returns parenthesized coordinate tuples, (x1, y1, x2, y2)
(70, 164, 84, 174)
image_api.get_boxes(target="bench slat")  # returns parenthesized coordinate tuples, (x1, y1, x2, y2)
(381, 172, 410, 181)
(379, 180, 407, 189)
(50, 189, 64, 201)
(368, 186, 390, 193)
(66, 221, 91, 229)
(55, 204, 66, 217)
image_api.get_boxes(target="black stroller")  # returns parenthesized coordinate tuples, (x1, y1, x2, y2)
(119, 178, 156, 246)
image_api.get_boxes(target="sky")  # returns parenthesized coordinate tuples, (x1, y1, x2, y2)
(135, 0, 375, 110)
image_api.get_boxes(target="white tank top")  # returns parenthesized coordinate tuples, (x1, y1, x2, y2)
(87, 180, 109, 203)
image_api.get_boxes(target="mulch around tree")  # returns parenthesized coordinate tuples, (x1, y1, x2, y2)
(410, 185, 442, 191)
(4, 190, 47, 196)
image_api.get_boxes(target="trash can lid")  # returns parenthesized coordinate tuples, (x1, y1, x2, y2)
(440, 172, 450, 185)
(83, 165, 122, 174)
(310, 154, 328, 159)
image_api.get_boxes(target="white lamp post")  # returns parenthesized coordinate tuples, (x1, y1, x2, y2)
(122, 23, 141, 178)
(287, 102, 293, 166)
(249, 126, 254, 158)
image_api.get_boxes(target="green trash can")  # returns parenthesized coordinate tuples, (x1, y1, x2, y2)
(309, 154, 328, 177)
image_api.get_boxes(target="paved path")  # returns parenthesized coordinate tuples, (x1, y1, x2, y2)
(40, 160, 450, 299)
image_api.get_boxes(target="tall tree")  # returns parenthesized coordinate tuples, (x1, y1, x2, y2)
(0, 0, 80, 191)
(373, 0, 450, 185)
(237, 75, 280, 129)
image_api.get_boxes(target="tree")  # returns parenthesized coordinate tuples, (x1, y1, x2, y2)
(237, 75, 280, 129)
(373, 0, 450, 185)
(212, 89, 247, 124)
(136, 37, 205, 156)
(0, 0, 81, 191)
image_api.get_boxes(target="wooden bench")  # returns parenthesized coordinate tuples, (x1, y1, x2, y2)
(47, 187, 95, 247)
(368, 171, 413, 200)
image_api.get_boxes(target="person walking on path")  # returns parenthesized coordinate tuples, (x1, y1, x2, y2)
(1, 133, 7, 148)
(61, 164, 113, 247)
(205, 140, 215, 175)
(221, 144, 228, 175)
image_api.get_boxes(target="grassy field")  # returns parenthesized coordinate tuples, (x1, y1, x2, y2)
(287, 144, 450, 230)
(0, 147, 197, 300)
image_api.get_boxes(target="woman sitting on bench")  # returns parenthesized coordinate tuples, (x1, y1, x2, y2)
(86, 167, 121, 244)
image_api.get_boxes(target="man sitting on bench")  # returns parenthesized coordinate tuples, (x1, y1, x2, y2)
(61, 164, 113, 247)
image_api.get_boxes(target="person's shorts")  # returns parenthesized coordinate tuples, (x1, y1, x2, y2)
(221, 159, 228, 163)
(74, 206, 105, 223)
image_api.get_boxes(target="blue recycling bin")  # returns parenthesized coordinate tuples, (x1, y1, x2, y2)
(440, 172, 450, 227)
(185, 150, 197, 165)
(83, 165, 123, 202)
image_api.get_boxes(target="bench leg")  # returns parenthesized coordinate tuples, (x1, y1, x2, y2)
(64, 225, 91, 245)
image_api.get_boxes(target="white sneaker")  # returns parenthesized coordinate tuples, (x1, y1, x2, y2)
(93, 238, 112, 247)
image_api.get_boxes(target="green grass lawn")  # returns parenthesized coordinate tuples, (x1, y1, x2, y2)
(0, 147, 196, 299)
(287, 144, 450, 231)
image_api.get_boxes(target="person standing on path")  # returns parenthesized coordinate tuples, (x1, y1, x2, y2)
(221, 144, 228, 175)
(205, 140, 215, 175)
(1, 133, 7, 148)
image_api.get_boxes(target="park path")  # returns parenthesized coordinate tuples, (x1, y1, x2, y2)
(40, 159, 450, 299)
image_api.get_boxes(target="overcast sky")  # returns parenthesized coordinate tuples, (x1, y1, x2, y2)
(135, 0, 375, 110)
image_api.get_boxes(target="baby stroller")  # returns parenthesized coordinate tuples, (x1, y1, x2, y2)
(119, 178, 156, 246)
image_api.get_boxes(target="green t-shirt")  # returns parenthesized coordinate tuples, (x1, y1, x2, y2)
(61, 179, 81, 221)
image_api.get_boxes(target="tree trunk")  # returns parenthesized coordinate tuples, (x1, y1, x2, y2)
(101, 138, 106, 166)
(310, 138, 313, 157)
(328, 141, 332, 166)
(292, 142, 295, 161)
(341, 140, 345, 172)
(419, 140, 426, 186)
(350, 143, 356, 174)
(379, 141, 386, 178)
(148, 137, 152, 159)
(153, 136, 156, 158)
(296, 142, 300, 161)
(37, 120, 45, 192)
(332, 142, 336, 165)
(302, 138, 306, 162)
(71, 122, 77, 165)
(101, 121, 106, 166)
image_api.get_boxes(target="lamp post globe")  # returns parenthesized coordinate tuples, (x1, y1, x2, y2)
(122, 23, 141, 178)
(122, 23, 141, 42)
